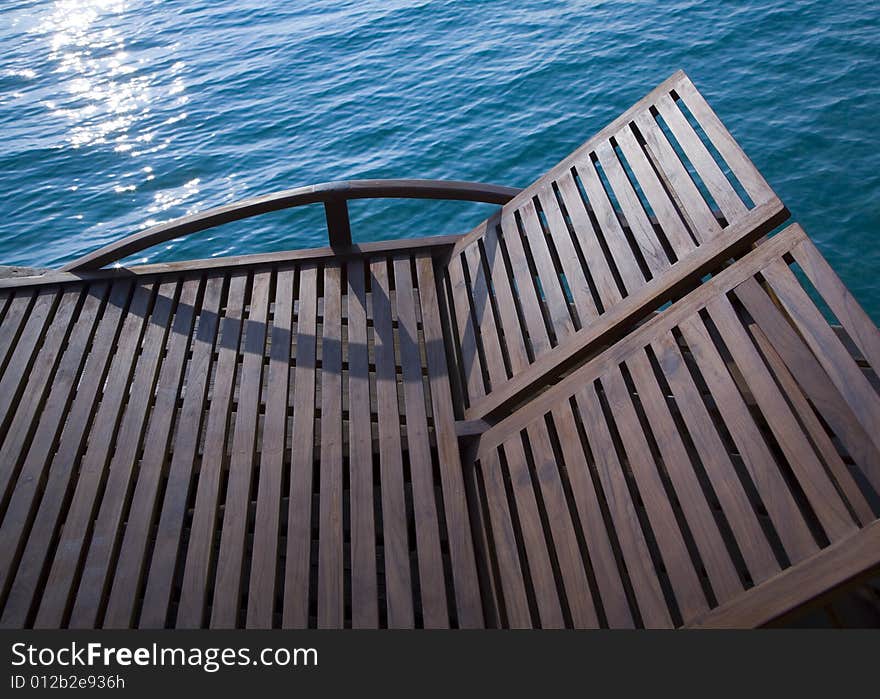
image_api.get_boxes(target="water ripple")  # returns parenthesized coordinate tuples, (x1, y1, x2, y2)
(0, 0, 878, 318)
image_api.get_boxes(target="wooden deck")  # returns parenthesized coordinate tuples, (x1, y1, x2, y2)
(1, 71, 879, 628)
(0, 243, 485, 629)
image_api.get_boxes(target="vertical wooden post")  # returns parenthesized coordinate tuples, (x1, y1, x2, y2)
(324, 199, 352, 248)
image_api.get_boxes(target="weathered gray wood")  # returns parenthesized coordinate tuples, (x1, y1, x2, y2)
(210, 271, 271, 628)
(0, 282, 130, 628)
(33, 282, 157, 628)
(95, 276, 200, 628)
(371, 258, 414, 628)
(136, 274, 224, 628)
(246, 267, 294, 628)
(317, 263, 344, 628)
(415, 254, 484, 627)
(0, 283, 108, 619)
(176, 273, 246, 628)
(393, 257, 448, 627)
(283, 264, 319, 628)
(346, 258, 379, 628)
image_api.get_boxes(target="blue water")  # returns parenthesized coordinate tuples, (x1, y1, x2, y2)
(1, 1, 878, 318)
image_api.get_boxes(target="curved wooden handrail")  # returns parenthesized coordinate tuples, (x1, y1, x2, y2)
(61, 178, 521, 271)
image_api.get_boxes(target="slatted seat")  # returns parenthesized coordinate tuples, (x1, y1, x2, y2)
(0, 245, 484, 629)
(470, 224, 880, 627)
(1, 71, 878, 628)
(444, 70, 788, 421)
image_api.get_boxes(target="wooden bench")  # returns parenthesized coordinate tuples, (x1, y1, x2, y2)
(1, 72, 877, 628)
(470, 225, 880, 627)
(0, 243, 484, 629)
(442, 70, 787, 422)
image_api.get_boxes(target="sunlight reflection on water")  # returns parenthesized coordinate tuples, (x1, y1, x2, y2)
(26, 0, 200, 255)
(0, 1, 877, 318)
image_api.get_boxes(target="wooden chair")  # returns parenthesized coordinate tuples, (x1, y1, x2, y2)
(469, 224, 880, 627)
(0, 72, 877, 628)
(441, 70, 787, 423)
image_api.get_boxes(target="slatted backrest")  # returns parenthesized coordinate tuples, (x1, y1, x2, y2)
(470, 224, 880, 628)
(442, 70, 788, 421)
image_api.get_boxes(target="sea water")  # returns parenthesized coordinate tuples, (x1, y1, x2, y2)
(1, 0, 877, 318)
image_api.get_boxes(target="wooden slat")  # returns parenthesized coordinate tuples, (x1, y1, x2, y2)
(474, 449, 532, 628)
(64, 280, 180, 629)
(518, 199, 574, 342)
(659, 320, 804, 575)
(522, 420, 600, 627)
(747, 321, 875, 526)
(534, 185, 599, 326)
(673, 75, 775, 207)
(393, 256, 448, 627)
(317, 263, 344, 628)
(211, 271, 270, 628)
(497, 434, 565, 628)
(548, 402, 634, 627)
(480, 220, 531, 372)
(759, 257, 880, 489)
(135, 274, 224, 628)
(571, 384, 673, 628)
(370, 257, 414, 628)
(0, 283, 108, 615)
(790, 238, 880, 382)
(689, 520, 880, 628)
(0, 291, 34, 374)
(0, 235, 461, 291)
(498, 211, 552, 358)
(593, 139, 669, 277)
(0, 290, 10, 323)
(95, 276, 200, 628)
(176, 273, 246, 628)
(733, 277, 880, 497)
(555, 170, 623, 310)
(573, 157, 646, 293)
(0, 286, 80, 510)
(623, 347, 744, 604)
(705, 293, 857, 542)
(346, 258, 378, 628)
(32, 281, 157, 628)
(282, 264, 318, 628)
(462, 241, 507, 391)
(415, 254, 484, 627)
(613, 123, 696, 258)
(446, 253, 484, 405)
(653, 93, 748, 223)
(246, 267, 294, 628)
(0, 287, 59, 436)
(598, 367, 709, 620)
(632, 109, 721, 241)
(0, 281, 130, 628)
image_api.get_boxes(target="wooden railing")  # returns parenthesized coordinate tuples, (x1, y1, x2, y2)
(61, 179, 521, 271)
